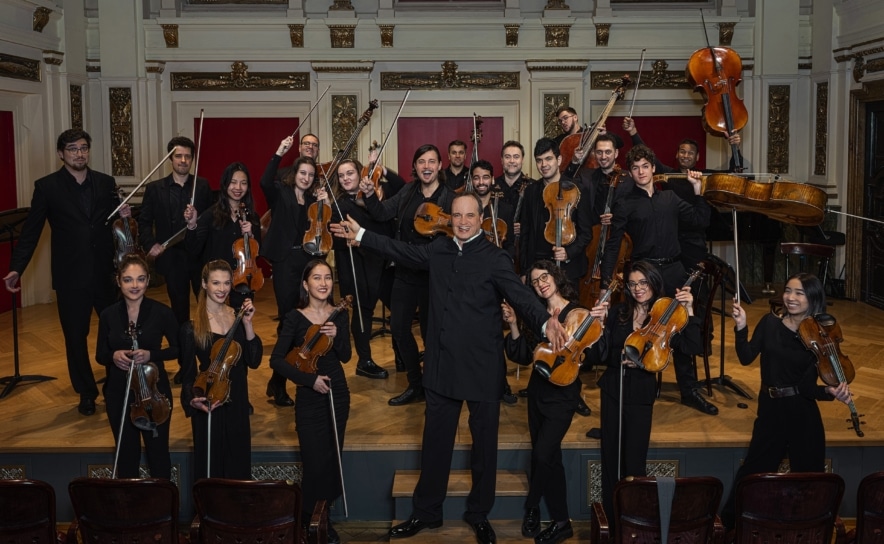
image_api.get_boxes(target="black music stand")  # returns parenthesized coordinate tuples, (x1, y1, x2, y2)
(704, 253, 753, 399)
(0, 208, 56, 399)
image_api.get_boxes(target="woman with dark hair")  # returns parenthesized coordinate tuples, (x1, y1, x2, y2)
(180, 259, 262, 481)
(260, 137, 328, 406)
(502, 260, 606, 544)
(593, 260, 702, 525)
(720, 273, 851, 531)
(270, 259, 351, 544)
(96, 254, 178, 478)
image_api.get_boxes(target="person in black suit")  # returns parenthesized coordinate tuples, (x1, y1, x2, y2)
(4, 129, 130, 416)
(331, 193, 568, 544)
(138, 136, 212, 331)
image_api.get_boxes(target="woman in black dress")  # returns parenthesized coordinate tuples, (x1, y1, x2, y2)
(96, 254, 178, 478)
(270, 259, 351, 544)
(180, 259, 262, 480)
(720, 273, 851, 530)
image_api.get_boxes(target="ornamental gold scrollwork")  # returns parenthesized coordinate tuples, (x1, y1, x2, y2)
(71, 85, 83, 130)
(329, 25, 356, 48)
(505, 24, 520, 47)
(162, 24, 179, 48)
(591, 60, 689, 90)
(171, 62, 309, 91)
(289, 24, 304, 48)
(767, 85, 790, 175)
(544, 25, 571, 48)
(718, 22, 736, 46)
(0, 52, 40, 82)
(381, 61, 519, 91)
(33, 7, 52, 32)
(595, 23, 611, 47)
(544, 94, 569, 139)
(379, 25, 394, 48)
(109, 87, 135, 177)
(332, 95, 358, 162)
(814, 82, 828, 176)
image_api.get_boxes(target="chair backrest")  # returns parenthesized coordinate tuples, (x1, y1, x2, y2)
(735, 472, 845, 544)
(855, 472, 884, 544)
(0, 479, 60, 543)
(612, 476, 724, 544)
(68, 477, 180, 543)
(191, 478, 302, 544)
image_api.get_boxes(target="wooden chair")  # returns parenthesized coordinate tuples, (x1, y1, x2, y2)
(591, 476, 724, 544)
(67, 477, 183, 543)
(0, 478, 66, 543)
(734, 472, 845, 544)
(842, 472, 884, 544)
(191, 478, 325, 544)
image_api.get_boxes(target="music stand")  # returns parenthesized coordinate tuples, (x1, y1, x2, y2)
(0, 208, 56, 399)
(704, 253, 752, 399)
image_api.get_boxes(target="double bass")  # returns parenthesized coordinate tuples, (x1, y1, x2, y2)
(558, 75, 631, 171)
(232, 202, 264, 292)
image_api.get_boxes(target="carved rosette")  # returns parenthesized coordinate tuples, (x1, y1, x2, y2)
(381, 61, 519, 91)
(171, 62, 310, 91)
(332, 95, 359, 162)
(288, 24, 304, 48)
(109, 87, 135, 177)
(591, 60, 689, 90)
(814, 82, 828, 176)
(0, 52, 41, 82)
(767, 85, 790, 175)
(544, 24, 571, 48)
(70, 85, 83, 130)
(161, 24, 179, 48)
(505, 24, 520, 47)
(329, 25, 356, 48)
(595, 23, 611, 47)
(718, 22, 736, 46)
(379, 25, 394, 48)
(544, 93, 569, 139)
(33, 7, 52, 32)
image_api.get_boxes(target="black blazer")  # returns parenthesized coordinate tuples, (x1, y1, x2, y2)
(10, 167, 119, 290)
(259, 154, 317, 262)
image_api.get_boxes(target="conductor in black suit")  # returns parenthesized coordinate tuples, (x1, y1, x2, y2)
(138, 136, 212, 330)
(332, 193, 568, 544)
(3, 129, 130, 416)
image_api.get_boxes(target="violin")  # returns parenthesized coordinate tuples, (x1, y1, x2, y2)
(232, 202, 264, 292)
(558, 75, 631, 171)
(481, 192, 507, 247)
(285, 295, 353, 373)
(542, 180, 580, 266)
(192, 305, 247, 406)
(533, 277, 622, 387)
(798, 313, 864, 437)
(125, 322, 171, 436)
(359, 140, 384, 200)
(623, 266, 704, 372)
(414, 202, 453, 238)
(111, 187, 145, 269)
(303, 198, 333, 256)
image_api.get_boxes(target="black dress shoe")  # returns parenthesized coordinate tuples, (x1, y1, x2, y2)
(522, 506, 541, 537)
(501, 384, 518, 405)
(535, 520, 573, 544)
(78, 396, 96, 416)
(586, 427, 601, 439)
(356, 359, 389, 379)
(468, 518, 497, 544)
(266, 382, 294, 407)
(681, 389, 719, 415)
(518, 388, 529, 398)
(389, 516, 442, 538)
(327, 522, 341, 544)
(575, 398, 591, 417)
(388, 386, 424, 406)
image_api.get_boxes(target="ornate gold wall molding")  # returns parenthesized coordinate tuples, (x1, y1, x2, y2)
(109, 87, 134, 177)
(332, 95, 358, 162)
(814, 82, 828, 177)
(88, 464, 180, 484)
(767, 85, 790, 175)
(381, 61, 519, 91)
(171, 62, 309, 91)
(592, 59, 689, 90)
(311, 61, 373, 73)
(379, 25, 394, 48)
(505, 24, 520, 47)
(330, 0, 354, 9)
(146, 61, 166, 74)
(33, 7, 52, 32)
(595, 23, 611, 47)
(161, 24, 179, 48)
(190, 0, 286, 3)
(0, 52, 40, 82)
(71, 85, 83, 130)
(545, 0, 569, 8)
(544, 24, 571, 48)
(86, 59, 101, 73)
(586, 460, 678, 506)
(329, 24, 356, 48)
(852, 56, 884, 83)
(543, 93, 569, 139)
(288, 24, 304, 48)
(526, 60, 588, 73)
(42, 50, 63, 66)
(718, 22, 736, 46)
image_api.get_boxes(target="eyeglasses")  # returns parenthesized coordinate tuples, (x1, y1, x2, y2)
(627, 279, 650, 290)
(300, 141, 319, 148)
(64, 146, 90, 155)
(530, 272, 551, 286)
(557, 114, 575, 124)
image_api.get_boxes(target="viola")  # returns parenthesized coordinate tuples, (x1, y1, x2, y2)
(414, 202, 453, 238)
(285, 295, 353, 373)
(558, 75, 631, 171)
(542, 180, 580, 266)
(798, 313, 864, 437)
(111, 187, 145, 269)
(303, 199, 333, 256)
(192, 306, 247, 406)
(232, 202, 264, 292)
(623, 266, 704, 372)
(512, 179, 530, 274)
(481, 192, 507, 247)
(125, 321, 171, 436)
(533, 277, 622, 387)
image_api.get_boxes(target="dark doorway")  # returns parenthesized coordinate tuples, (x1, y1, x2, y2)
(861, 100, 884, 309)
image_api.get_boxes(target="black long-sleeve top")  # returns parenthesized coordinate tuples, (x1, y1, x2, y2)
(493, 174, 534, 215)
(269, 308, 351, 388)
(259, 154, 317, 262)
(186, 206, 262, 269)
(96, 297, 180, 373)
(735, 314, 834, 401)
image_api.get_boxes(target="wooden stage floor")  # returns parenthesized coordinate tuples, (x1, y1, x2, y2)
(1, 280, 882, 457)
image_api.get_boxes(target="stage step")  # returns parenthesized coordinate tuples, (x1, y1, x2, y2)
(391, 470, 529, 520)
(384, 519, 588, 542)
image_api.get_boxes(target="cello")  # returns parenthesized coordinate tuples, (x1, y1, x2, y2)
(558, 75, 631, 171)
(232, 202, 264, 292)
(798, 314, 864, 437)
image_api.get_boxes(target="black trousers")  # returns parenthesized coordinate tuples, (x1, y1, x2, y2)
(55, 281, 116, 400)
(269, 247, 312, 391)
(160, 247, 200, 328)
(412, 388, 500, 524)
(390, 276, 429, 389)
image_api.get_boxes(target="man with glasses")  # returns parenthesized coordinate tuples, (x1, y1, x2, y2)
(553, 107, 581, 145)
(4, 129, 131, 416)
(298, 133, 320, 161)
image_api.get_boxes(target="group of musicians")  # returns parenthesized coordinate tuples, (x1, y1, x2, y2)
(2, 111, 853, 543)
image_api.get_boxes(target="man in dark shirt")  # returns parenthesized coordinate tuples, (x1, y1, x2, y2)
(553, 106, 581, 146)
(442, 139, 468, 191)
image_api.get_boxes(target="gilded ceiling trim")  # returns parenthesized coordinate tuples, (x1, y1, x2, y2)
(288, 24, 304, 48)
(592, 60, 688, 90)
(311, 61, 373, 73)
(109, 87, 135, 177)
(381, 61, 519, 91)
(834, 45, 884, 63)
(526, 60, 589, 73)
(718, 22, 735, 46)
(767, 85, 790, 175)
(0, 52, 40, 82)
(544, 24, 571, 48)
(505, 24, 520, 47)
(833, 36, 884, 56)
(852, 56, 884, 83)
(544, 93, 569, 140)
(171, 62, 309, 91)
(33, 7, 52, 32)
(813, 82, 827, 177)
(71, 85, 83, 130)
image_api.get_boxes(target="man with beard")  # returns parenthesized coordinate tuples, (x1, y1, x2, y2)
(4, 129, 131, 416)
(471, 160, 515, 258)
(553, 107, 581, 146)
(575, 134, 631, 222)
(442, 139, 468, 191)
(361, 144, 455, 406)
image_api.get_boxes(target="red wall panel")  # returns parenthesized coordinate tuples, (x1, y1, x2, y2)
(606, 115, 708, 171)
(0, 111, 19, 313)
(396, 117, 504, 180)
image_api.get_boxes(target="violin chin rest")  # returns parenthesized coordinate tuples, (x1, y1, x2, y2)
(132, 417, 158, 434)
(533, 361, 552, 380)
(623, 345, 643, 367)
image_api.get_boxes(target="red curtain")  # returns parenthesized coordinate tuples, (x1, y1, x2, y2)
(396, 117, 504, 180)
(0, 111, 18, 313)
(195, 117, 299, 215)
(606, 115, 708, 171)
